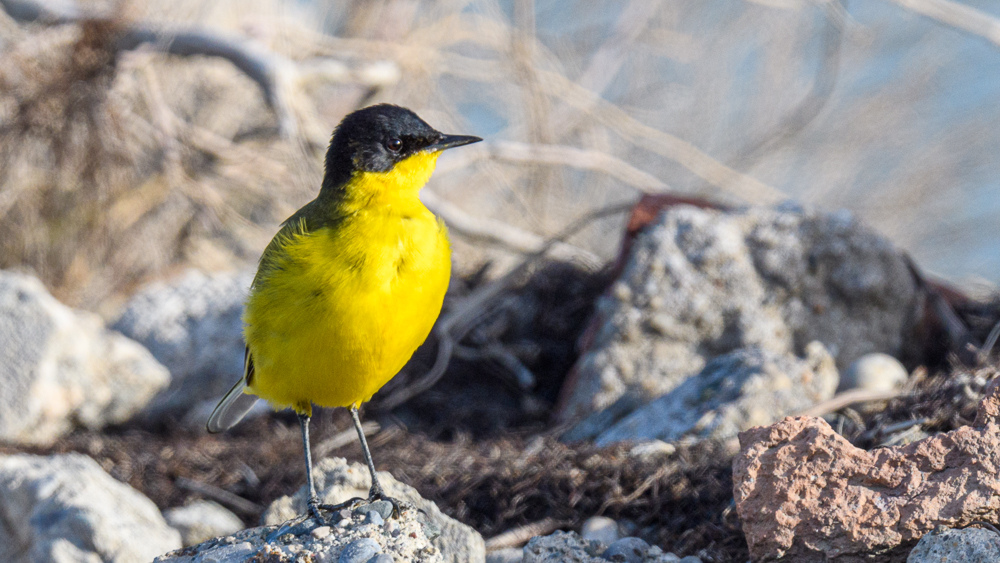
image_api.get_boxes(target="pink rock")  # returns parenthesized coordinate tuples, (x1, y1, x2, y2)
(733, 381, 1000, 562)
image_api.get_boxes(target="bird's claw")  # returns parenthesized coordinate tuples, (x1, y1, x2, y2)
(265, 511, 319, 543)
(307, 496, 326, 522)
(317, 495, 366, 513)
(367, 489, 404, 519)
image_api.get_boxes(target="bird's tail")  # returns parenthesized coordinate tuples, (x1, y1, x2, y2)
(206, 377, 259, 433)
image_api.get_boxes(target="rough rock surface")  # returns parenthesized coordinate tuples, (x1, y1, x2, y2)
(487, 547, 525, 563)
(164, 500, 244, 547)
(111, 269, 253, 425)
(583, 342, 837, 447)
(0, 453, 181, 563)
(733, 381, 1000, 562)
(263, 457, 486, 563)
(112, 270, 253, 428)
(0, 271, 170, 444)
(156, 501, 440, 562)
(558, 203, 918, 427)
(906, 526, 1000, 563)
(519, 531, 697, 562)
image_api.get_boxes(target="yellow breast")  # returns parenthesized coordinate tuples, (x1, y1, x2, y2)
(243, 153, 451, 411)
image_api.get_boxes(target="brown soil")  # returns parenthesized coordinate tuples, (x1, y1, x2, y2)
(3, 414, 745, 561)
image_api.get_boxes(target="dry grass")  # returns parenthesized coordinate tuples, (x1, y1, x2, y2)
(3, 0, 995, 308)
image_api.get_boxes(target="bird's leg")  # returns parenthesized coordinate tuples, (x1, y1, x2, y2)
(266, 412, 325, 542)
(349, 405, 384, 498)
(316, 405, 403, 516)
(298, 412, 325, 522)
(351, 404, 403, 516)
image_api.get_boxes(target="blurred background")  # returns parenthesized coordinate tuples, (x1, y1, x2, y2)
(5, 1, 1000, 560)
(2, 0, 999, 313)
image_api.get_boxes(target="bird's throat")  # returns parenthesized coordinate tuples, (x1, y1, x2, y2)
(344, 151, 442, 210)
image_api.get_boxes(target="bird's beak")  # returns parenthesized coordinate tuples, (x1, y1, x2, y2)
(427, 134, 483, 152)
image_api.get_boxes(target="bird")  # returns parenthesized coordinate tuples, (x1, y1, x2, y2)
(206, 103, 481, 520)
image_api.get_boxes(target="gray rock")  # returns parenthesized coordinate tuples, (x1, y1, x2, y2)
(358, 500, 395, 520)
(592, 342, 838, 448)
(602, 537, 650, 563)
(163, 500, 244, 547)
(522, 531, 604, 562)
(0, 453, 181, 563)
(839, 352, 908, 393)
(340, 538, 383, 563)
(907, 526, 1000, 562)
(0, 272, 170, 445)
(366, 509, 386, 526)
(112, 269, 253, 424)
(580, 516, 620, 545)
(263, 458, 485, 563)
(486, 547, 524, 563)
(156, 502, 440, 562)
(519, 531, 677, 563)
(559, 204, 918, 432)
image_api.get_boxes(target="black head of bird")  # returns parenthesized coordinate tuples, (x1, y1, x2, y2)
(321, 104, 481, 193)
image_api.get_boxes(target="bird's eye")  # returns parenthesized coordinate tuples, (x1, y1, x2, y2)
(386, 138, 402, 152)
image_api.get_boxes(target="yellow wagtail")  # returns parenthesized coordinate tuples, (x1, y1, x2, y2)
(207, 104, 481, 519)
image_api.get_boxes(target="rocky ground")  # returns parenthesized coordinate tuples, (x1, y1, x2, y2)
(2, 198, 1000, 562)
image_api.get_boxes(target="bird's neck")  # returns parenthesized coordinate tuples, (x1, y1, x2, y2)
(321, 151, 441, 215)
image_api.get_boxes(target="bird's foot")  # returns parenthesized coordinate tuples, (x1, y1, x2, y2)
(265, 496, 346, 543)
(307, 496, 327, 522)
(315, 491, 405, 521)
(265, 511, 319, 543)
(316, 495, 366, 513)
(366, 485, 406, 519)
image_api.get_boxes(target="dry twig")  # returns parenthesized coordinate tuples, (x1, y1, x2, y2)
(1, 0, 400, 138)
(484, 517, 565, 550)
(314, 421, 380, 459)
(421, 189, 600, 266)
(881, 0, 1000, 48)
(794, 388, 908, 418)
(437, 141, 670, 192)
(175, 476, 263, 516)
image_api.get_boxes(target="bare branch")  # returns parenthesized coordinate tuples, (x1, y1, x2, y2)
(728, 0, 844, 170)
(420, 189, 601, 265)
(437, 141, 670, 193)
(530, 67, 785, 203)
(881, 0, 1000, 48)
(485, 518, 564, 550)
(0, 0, 400, 138)
(794, 388, 908, 418)
(314, 421, 380, 459)
(549, 0, 663, 136)
(175, 477, 263, 516)
(0, 0, 80, 24)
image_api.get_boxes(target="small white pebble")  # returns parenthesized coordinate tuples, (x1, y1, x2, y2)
(581, 515, 620, 545)
(629, 440, 676, 462)
(839, 353, 907, 393)
(311, 526, 332, 539)
(383, 520, 399, 534)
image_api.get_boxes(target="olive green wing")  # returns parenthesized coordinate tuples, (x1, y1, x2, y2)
(206, 211, 316, 433)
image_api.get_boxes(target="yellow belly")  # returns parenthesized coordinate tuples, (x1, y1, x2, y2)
(243, 209, 451, 411)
